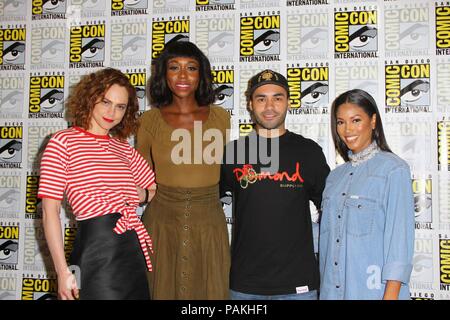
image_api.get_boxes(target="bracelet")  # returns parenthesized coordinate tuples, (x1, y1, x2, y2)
(144, 188, 149, 204)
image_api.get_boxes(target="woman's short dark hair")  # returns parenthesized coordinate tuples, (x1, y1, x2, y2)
(149, 41, 215, 107)
(67, 68, 139, 140)
(330, 89, 392, 162)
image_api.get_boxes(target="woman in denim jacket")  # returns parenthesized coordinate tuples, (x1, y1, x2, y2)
(319, 89, 415, 300)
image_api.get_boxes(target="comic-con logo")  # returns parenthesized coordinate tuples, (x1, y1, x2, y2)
(240, 13, 281, 62)
(212, 68, 234, 112)
(412, 178, 432, 227)
(410, 236, 433, 286)
(25, 175, 41, 219)
(287, 12, 328, 60)
(385, 5, 429, 56)
(196, 15, 234, 63)
(196, 0, 235, 11)
(239, 120, 255, 137)
(287, 65, 329, 114)
(22, 277, 57, 300)
(23, 225, 51, 271)
(0, 225, 19, 270)
(436, 5, 450, 55)
(29, 74, 65, 118)
(111, 0, 148, 15)
(0, 125, 22, 169)
(32, 0, 67, 20)
(335, 61, 378, 98)
(385, 61, 431, 113)
(64, 225, 77, 262)
(69, 23, 105, 68)
(0, 175, 20, 219)
(334, 9, 378, 58)
(0, 74, 24, 117)
(111, 20, 147, 66)
(0, 27, 26, 70)
(31, 24, 65, 69)
(125, 70, 146, 112)
(152, 18, 190, 60)
(438, 121, 450, 171)
(439, 237, 450, 291)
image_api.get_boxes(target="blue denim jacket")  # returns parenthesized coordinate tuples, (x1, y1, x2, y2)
(319, 151, 414, 300)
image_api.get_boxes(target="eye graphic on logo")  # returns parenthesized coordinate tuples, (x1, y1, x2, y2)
(40, 89, 64, 112)
(42, 40, 64, 62)
(0, 189, 20, 210)
(135, 87, 145, 99)
(3, 42, 25, 64)
(301, 28, 327, 50)
(43, 0, 64, 12)
(0, 140, 22, 162)
(254, 30, 280, 55)
(349, 26, 377, 50)
(411, 254, 432, 277)
(82, 0, 100, 8)
(4, 0, 25, 15)
(1, 91, 23, 112)
(209, 32, 233, 55)
(0, 240, 18, 263)
(81, 38, 105, 60)
(165, 34, 189, 47)
(301, 82, 328, 107)
(414, 194, 432, 217)
(214, 84, 233, 107)
(124, 0, 141, 8)
(400, 79, 430, 104)
(36, 293, 58, 300)
(123, 37, 145, 57)
(400, 23, 428, 48)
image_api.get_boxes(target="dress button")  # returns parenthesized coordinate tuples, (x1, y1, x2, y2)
(183, 240, 189, 246)
(336, 285, 340, 289)
(182, 256, 188, 261)
(185, 212, 190, 217)
(180, 286, 186, 292)
(334, 262, 338, 265)
(342, 193, 346, 196)
(357, 205, 362, 209)
(336, 239, 340, 243)
(183, 225, 189, 230)
(338, 215, 341, 219)
(349, 173, 353, 176)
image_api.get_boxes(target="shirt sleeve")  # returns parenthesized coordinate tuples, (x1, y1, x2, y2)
(136, 113, 154, 170)
(129, 146, 155, 189)
(381, 165, 415, 284)
(37, 135, 68, 200)
(309, 145, 331, 211)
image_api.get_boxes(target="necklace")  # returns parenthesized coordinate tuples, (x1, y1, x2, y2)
(348, 141, 379, 167)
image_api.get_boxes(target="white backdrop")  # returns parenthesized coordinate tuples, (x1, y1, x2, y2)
(0, 0, 449, 300)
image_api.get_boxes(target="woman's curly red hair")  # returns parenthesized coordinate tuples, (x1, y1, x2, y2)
(67, 68, 139, 140)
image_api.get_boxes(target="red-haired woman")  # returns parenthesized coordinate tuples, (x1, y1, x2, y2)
(38, 68, 156, 300)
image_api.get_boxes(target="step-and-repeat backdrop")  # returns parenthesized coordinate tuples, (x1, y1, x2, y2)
(0, 0, 449, 300)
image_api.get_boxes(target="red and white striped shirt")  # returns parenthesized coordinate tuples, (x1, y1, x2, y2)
(38, 126, 155, 271)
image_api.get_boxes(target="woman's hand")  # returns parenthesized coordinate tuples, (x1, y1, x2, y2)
(137, 183, 157, 204)
(57, 268, 79, 300)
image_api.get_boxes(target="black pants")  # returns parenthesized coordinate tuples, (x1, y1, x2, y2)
(70, 213, 150, 300)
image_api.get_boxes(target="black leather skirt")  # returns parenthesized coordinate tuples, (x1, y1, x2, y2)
(70, 213, 150, 300)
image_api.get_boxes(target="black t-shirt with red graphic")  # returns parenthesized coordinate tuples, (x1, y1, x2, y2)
(220, 130, 330, 295)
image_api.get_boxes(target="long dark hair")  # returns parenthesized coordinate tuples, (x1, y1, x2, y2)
(331, 89, 392, 162)
(149, 41, 215, 107)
